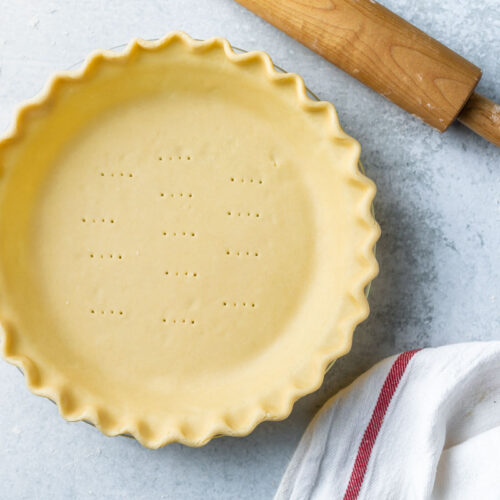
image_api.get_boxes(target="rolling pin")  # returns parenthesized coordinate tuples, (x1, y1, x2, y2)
(235, 0, 500, 147)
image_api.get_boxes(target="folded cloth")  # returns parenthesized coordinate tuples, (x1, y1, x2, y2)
(275, 342, 500, 500)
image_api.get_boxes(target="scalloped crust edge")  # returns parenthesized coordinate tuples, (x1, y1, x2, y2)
(0, 31, 380, 448)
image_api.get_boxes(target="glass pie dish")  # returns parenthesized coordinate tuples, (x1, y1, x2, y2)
(0, 32, 379, 447)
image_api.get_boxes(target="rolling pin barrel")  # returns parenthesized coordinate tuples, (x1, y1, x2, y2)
(236, 0, 500, 143)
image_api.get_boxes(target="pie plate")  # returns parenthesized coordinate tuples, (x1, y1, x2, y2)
(0, 32, 379, 448)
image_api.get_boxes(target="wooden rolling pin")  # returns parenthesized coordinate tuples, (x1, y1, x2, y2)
(235, 0, 500, 147)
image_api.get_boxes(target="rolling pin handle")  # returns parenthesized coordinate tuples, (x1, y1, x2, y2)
(458, 92, 500, 147)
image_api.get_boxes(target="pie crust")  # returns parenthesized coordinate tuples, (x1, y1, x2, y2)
(0, 32, 379, 447)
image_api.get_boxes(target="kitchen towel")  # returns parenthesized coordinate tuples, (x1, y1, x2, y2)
(275, 342, 500, 500)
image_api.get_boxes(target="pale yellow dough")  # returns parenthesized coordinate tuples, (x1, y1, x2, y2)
(0, 33, 379, 447)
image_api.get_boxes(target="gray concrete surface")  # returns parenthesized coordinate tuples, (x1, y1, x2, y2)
(0, 1, 498, 498)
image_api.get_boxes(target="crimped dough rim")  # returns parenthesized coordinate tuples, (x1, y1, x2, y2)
(0, 32, 380, 448)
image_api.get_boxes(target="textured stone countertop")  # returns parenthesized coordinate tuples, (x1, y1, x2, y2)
(0, 1, 498, 498)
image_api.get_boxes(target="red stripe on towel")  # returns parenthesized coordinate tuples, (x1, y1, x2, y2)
(343, 349, 421, 500)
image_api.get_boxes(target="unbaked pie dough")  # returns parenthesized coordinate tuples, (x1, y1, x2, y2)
(0, 33, 379, 447)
